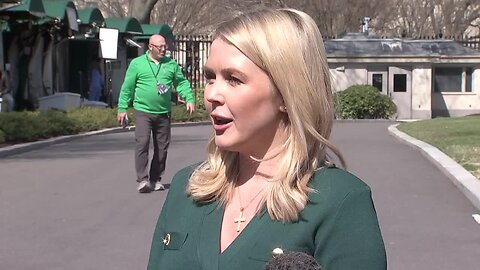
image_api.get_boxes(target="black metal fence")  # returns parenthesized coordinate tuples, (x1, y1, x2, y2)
(461, 39, 480, 51)
(413, 35, 480, 51)
(172, 35, 212, 90)
(171, 34, 480, 92)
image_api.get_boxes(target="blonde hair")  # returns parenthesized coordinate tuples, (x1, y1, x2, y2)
(187, 8, 344, 222)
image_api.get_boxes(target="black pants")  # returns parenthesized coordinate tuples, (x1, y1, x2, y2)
(134, 110, 171, 184)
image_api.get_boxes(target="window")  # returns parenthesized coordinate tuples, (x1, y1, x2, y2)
(393, 74, 407, 92)
(434, 67, 473, 92)
(372, 73, 383, 91)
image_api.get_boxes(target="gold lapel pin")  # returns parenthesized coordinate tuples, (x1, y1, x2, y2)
(162, 233, 171, 246)
(272, 247, 284, 257)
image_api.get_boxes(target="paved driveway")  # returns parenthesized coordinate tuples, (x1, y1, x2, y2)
(0, 121, 479, 270)
(332, 121, 480, 270)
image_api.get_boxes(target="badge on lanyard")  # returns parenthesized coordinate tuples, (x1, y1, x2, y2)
(157, 83, 168, 95)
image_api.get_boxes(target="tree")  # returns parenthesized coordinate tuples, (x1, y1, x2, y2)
(435, 0, 480, 37)
(74, 0, 479, 37)
(372, 0, 480, 38)
(150, 0, 226, 35)
(254, 0, 384, 37)
(372, 0, 432, 38)
(129, 0, 159, 23)
(73, 0, 127, 18)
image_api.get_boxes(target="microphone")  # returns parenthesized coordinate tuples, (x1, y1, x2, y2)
(122, 115, 129, 128)
(265, 251, 322, 270)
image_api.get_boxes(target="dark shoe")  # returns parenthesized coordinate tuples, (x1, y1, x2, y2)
(137, 180, 152, 193)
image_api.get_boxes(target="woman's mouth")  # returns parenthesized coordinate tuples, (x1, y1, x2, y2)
(212, 116, 233, 132)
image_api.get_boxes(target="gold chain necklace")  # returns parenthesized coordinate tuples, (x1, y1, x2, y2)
(233, 188, 265, 232)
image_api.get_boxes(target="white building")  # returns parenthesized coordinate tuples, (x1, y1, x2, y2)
(326, 33, 480, 119)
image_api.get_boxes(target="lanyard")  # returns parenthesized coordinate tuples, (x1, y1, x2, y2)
(146, 54, 161, 85)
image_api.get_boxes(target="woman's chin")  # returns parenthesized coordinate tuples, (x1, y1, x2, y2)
(214, 138, 237, 152)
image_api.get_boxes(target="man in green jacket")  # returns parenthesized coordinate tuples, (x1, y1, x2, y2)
(117, 34, 195, 193)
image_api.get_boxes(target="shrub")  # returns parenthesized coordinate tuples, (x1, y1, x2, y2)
(0, 105, 209, 144)
(67, 107, 118, 132)
(334, 85, 396, 119)
(37, 109, 79, 137)
(172, 105, 209, 122)
(171, 87, 209, 122)
(0, 111, 44, 142)
(193, 88, 206, 110)
(0, 129, 5, 143)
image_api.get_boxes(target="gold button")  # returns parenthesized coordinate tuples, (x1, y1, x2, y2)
(162, 233, 171, 246)
(272, 247, 284, 257)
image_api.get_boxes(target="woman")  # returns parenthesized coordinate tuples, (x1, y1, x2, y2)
(147, 9, 386, 270)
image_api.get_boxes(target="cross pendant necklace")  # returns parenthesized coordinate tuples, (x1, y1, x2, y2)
(233, 188, 264, 233)
(234, 207, 246, 232)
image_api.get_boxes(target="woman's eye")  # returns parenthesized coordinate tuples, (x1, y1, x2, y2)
(204, 73, 215, 84)
(206, 78, 214, 85)
(226, 76, 241, 86)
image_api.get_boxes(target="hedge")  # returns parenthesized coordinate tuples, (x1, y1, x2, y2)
(0, 105, 209, 144)
(334, 85, 396, 119)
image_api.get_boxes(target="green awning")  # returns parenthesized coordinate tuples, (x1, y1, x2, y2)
(104, 17, 143, 34)
(42, 0, 75, 20)
(36, 0, 79, 32)
(0, 0, 45, 18)
(136, 24, 174, 42)
(77, 7, 104, 26)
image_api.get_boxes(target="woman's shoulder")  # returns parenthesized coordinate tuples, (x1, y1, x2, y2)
(168, 162, 203, 194)
(313, 166, 369, 187)
(308, 166, 372, 204)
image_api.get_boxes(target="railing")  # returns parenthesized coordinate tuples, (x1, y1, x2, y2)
(171, 34, 480, 93)
(415, 35, 480, 51)
(172, 35, 212, 90)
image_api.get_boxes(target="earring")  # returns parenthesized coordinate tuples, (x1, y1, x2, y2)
(280, 105, 287, 112)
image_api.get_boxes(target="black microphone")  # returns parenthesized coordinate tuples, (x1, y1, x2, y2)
(122, 116, 129, 128)
(265, 251, 322, 270)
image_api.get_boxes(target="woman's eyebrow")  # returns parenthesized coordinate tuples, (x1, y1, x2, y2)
(203, 66, 213, 74)
(203, 66, 247, 79)
(221, 68, 247, 79)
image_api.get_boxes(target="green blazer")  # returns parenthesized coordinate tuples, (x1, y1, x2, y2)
(147, 165, 386, 270)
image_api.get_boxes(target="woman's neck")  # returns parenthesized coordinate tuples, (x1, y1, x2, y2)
(236, 122, 288, 185)
(237, 152, 281, 186)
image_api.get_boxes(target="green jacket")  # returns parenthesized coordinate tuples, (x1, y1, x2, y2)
(147, 165, 387, 270)
(117, 52, 194, 114)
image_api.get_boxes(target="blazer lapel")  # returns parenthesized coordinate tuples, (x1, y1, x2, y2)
(198, 202, 222, 269)
(219, 210, 269, 267)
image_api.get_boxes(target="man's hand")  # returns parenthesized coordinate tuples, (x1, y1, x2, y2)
(117, 112, 128, 126)
(186, 103, 195, 114)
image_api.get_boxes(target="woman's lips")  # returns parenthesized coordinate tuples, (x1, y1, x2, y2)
(212, 116, 233, 132)
(213, 121, 232, 132)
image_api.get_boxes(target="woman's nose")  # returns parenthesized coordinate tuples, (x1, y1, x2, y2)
(204, 80, 225, 105)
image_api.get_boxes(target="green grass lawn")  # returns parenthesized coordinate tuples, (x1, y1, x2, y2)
(397, 115, 480, 179)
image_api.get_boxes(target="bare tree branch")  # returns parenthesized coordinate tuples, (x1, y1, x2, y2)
(73, 0, 480, 37)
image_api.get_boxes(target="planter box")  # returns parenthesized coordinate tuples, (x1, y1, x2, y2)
(81, 100, 108, 108)
(38, 92, 81, 111)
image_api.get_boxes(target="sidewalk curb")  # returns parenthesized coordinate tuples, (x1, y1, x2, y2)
(0, 127, 127, 158)
(388, 123, 480, 211)
(0, 121, 211, 158)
